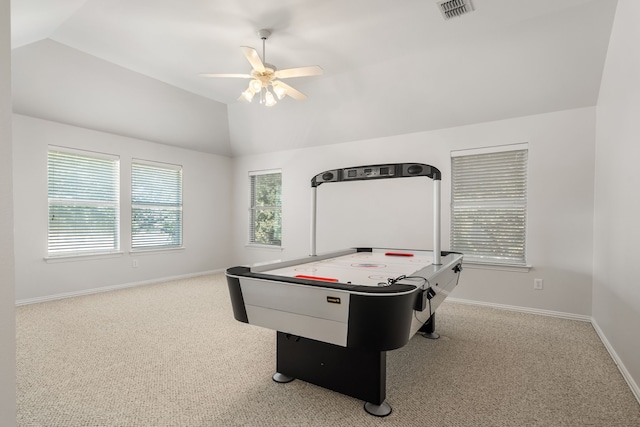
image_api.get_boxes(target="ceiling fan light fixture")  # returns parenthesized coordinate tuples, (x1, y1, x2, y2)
(241, 87, 255, 102)
(201, 29, 322, 106)
(272, 82, 287, 100)
(250, 79, 263, 93)
(264, 89, 277, 107)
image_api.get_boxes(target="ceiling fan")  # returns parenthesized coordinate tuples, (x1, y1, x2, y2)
(200, 29, 323, 106)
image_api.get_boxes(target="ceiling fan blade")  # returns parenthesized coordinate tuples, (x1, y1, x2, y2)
(241, 46, 265, 72)
(199, 73, 252, 78)
(275, 66, 323, 79)
(275, 81, 307, 100)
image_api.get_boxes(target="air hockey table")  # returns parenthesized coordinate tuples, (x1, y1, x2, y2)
(226, 163, 463, 417)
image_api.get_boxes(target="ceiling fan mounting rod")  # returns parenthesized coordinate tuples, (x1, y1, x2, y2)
(258, 29, 271, 64)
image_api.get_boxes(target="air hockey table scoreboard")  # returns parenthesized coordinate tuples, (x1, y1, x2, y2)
(226, 163, 464, 417)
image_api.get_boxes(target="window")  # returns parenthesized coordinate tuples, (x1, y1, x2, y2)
(48, 148, 120, 256)
(131, 161, 183, 250)
(249, 170, 282, 246)
(451, 145, 528, 265)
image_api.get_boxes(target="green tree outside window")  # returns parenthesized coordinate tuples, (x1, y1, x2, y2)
(250, 172, 282, 246)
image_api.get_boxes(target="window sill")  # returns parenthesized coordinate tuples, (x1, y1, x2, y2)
(129, 247, 185, 255)
(245, 244, 284, 252)
(462, 260, 531, 272)
(45, 251, 124, 263)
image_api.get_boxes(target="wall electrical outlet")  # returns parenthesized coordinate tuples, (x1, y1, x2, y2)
(534, 278, 543, 290)
(132, 259, 139, 268)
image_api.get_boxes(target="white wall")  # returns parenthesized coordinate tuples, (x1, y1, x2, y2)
(593, 0, 640, 399)
(231, 107, 596, 317)
(12, 114, 232, 301)
(0, 0, 15, 423)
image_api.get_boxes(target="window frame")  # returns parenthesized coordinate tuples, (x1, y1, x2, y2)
(450, 143, 529, 268)
(248, 169, 282, 248)
(131, 159, 184, 252)
(47, 146, 121, 258)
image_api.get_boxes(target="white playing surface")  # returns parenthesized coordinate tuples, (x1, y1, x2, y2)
(261, 250, 434, 287)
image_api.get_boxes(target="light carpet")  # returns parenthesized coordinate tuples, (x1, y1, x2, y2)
(16, 274, 640, 426)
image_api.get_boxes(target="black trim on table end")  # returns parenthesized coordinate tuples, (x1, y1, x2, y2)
(347, 290, 416, 351)
(225, 267, 249, 323)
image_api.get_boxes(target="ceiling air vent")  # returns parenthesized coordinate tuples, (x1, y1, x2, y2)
(438, 0, 474, 20)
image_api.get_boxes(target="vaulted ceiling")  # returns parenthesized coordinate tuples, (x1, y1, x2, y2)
(10, 0, 618, 156)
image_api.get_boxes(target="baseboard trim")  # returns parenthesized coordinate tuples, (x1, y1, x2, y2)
(591, 319, 640, 406)
(445, 297, 592, 322)
(16, 269, 225, 306)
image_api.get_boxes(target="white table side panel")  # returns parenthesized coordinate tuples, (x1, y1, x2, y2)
(245, 305, 348, 347)
(240, 278, 350, 322)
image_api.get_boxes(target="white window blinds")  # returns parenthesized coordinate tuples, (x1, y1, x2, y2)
(48, 149, 120, 255)
(131, 161, 183, 250)
(451, 147, 528, 264)
(249, 171, 282, 246)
